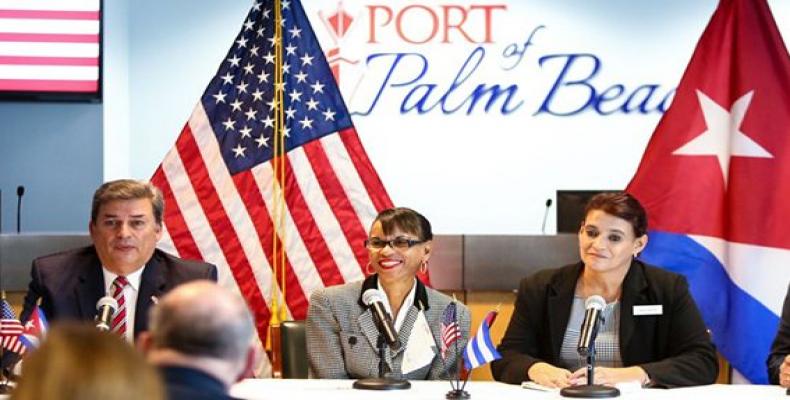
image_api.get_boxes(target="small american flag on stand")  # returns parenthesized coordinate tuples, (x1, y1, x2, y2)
(150, 0, 394, 374)
(0, 299, 24, 355)
(440, 302, 461, 360)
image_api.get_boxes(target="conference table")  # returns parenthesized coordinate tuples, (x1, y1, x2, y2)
(230, 379, 787, 400)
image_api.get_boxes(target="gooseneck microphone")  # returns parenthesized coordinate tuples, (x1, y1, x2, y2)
(577, 295, 606, 356)
(362, 289, 398, 345)
(95, 296, 119, 332)
(561, 294, 619, 397)
(541, 198, 552, 234)
(15, 186, 24, 233)
(354, 289, 411, 391)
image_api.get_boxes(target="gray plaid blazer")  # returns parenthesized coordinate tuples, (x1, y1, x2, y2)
(306, 275, 470, 380)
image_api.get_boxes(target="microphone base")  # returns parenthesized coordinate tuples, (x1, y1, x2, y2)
(560, 384, 620, 398)
(353, 377, 411, 390)
(446, 389, 470, 399)
(0, 382, 14, 395)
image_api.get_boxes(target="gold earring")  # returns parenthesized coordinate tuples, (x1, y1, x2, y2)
(419, 260, 428, 274)
(365, 262, 374, 275)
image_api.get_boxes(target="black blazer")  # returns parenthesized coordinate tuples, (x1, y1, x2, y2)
(490, 260, 718, 388)
(21, 245, 217, 337)
(767, 283, 790, 384)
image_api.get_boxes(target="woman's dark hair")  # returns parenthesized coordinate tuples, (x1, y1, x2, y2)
(583, 192, 647, 237)
(374, 207, 433, 241)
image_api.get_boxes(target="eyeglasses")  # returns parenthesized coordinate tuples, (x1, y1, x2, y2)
(365, 236, 425, 250)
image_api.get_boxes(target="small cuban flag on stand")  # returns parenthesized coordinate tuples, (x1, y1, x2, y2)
(463, 311, 501, 370)
(19, 305, 48, 351)
(450, 310, 501, 398)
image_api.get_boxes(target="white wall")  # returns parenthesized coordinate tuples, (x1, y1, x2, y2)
(104, 0, 790, 234)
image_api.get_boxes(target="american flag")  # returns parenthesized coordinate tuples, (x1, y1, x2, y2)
(0, 299, 24, 355)
(440, 302, 461, 360)
(0, 0, 100, 93)
(150, 0, 392, 373)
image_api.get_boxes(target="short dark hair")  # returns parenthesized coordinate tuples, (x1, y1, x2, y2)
(374, 207, 433, 241)
(91, 179, 164, 225)
(583, 192, 647, 237)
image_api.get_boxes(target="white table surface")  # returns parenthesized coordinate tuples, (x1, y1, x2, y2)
(230, 379, 788, 400)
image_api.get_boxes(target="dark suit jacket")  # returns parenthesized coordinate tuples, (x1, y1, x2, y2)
(21, 245, 217, 337)
(768, 283, 790, 384)
(160, 366, 238, 400)
(490, 260, 718, 388)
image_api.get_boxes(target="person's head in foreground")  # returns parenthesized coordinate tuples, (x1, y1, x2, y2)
(11, 323, 165, 400)
(140, 280, 256, 393)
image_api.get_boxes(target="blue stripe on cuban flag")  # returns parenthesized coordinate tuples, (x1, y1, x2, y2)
(463, 311, 501, 370)
(640, 230, 781, 383)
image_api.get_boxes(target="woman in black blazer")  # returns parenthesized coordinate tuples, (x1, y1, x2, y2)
(491, 192, 717, 388)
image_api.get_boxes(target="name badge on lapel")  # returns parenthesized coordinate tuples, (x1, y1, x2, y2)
(633, 305, 663, 316)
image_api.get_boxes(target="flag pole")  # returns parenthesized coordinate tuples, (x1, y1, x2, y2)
(268, 0, 288, 378)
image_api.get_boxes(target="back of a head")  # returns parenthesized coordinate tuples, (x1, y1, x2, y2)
(149, 280, 255, 362)
(11, 323, 165, 400)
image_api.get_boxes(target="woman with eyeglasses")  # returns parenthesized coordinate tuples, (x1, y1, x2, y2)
(306, 207, 470, 379)
(491, 192, 718, 388)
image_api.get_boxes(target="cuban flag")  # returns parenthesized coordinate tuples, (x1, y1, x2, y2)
(463, 310, 501, 370)
(19, 305, 48, 350)
(626, 0, 790, 383)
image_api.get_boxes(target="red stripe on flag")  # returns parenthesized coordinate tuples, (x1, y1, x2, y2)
(0, 10, 99, 20)
(0, 33, 99, 43)
(174, 127, 272, 343)
(302, 140, 370, 274)
(232, 170, 309, 319)
(337, 128, 394, 211)
(0, 79, 97, 92)
(0, 55, 98, 66)
(281, 156, 345, 287)
(152, 165, 202, 260)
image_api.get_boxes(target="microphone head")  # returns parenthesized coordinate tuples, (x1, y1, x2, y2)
(16, 186, 24, 196)
(362, 289, 386, 306)
(585, 295, 606, 311)
(96, 296, 119, 312)
(545, 198, 552, 207)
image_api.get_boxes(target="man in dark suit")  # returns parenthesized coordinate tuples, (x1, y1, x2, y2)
(768, 284, 790, 386)
(20, 179, 217, 341)
(140, 280, 255, 400)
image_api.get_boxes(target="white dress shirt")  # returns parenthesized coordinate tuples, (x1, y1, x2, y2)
(101, 266, 145, 343)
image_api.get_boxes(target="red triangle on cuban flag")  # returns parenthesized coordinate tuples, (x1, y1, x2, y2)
(626, 0, 790, 383)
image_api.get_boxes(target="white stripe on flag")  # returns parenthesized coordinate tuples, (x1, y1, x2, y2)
(0, 0, 99, 11)
(0, 65, 97, 80)
(0, 19, 99, 34)
(287, 145, 364, 283)
(160, 143, 237, 290)
(157, 225, 178, 257)
(0, 41, 98, 57)
(250, 157, 323, 303)
(690, 234, 790, 315)
(320, 134, 379, 230)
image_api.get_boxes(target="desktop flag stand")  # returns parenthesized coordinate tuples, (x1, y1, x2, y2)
(446, 309, 502, 399)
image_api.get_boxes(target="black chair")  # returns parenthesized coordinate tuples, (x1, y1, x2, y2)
(280, 320, 308, 378)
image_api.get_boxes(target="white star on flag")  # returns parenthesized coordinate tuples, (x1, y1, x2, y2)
(672, 90, 772, 185)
